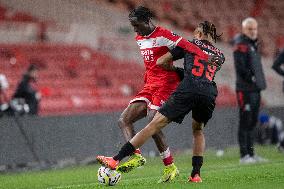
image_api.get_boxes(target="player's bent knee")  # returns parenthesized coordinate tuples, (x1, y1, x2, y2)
(118, 117, 132, 128)
(153, 112, 169, 124)
(146, 114, 169, 134)
(192, 119, 204, 131)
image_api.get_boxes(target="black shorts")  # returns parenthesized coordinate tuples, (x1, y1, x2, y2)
(159, 89, 216, 125)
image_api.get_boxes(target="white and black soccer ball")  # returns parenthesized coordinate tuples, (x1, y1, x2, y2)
(97, 166, 121, 186)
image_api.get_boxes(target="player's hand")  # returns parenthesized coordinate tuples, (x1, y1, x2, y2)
(174, 67, 184, 80)
(208, 55, 224, 69)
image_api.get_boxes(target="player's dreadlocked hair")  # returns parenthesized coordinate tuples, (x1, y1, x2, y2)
(199, 21, 222, 43)
(128, 6, 154, 23)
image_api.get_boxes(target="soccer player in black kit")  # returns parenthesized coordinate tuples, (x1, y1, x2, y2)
(97, 21, 225, 183)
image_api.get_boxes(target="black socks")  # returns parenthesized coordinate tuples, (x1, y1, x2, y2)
(113, 141, 136, 161)
(191, 156, 203, 177)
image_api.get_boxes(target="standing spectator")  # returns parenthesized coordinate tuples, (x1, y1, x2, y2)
(233, 17, 267, 164)
(13, 64, 40, 115)
(272, 50, 284, 92)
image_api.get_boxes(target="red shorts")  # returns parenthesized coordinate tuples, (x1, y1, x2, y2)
(130, 83, 178, 110)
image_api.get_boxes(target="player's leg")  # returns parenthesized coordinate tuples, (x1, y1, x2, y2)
(116, 86, 153, 173)
(147, 109, 168, 153)
(116, 101, 147, 173)
(97, 85, 189, 173)
(118, 102, 147, 148)
(130, 112, 170, 148)
(149, 86, 181, 183)
(97, 112, 171, 169)
(117, 112, 170, 173)
(148, 109, 179, 183)
(189, 118, 204, 183)
(189, 95, 215, 183)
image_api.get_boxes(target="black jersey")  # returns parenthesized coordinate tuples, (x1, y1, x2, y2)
(170, 39, 225, 97)
(233, 34, 266, 92)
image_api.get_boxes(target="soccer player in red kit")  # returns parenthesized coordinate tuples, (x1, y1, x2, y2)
(97, 21, 224, 183)
(116, 6, 208, 182)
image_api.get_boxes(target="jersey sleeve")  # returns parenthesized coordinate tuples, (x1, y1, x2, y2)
(170, 47, 185, 61)
(176, 38, 208, 60)
(159, 28, 183, 50)
(159, 28, 208, 59)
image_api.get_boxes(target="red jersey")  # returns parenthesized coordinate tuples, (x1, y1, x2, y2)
(136, 26, 182, 87)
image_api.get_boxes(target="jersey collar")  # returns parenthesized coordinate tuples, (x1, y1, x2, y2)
(143, 26, 158, 38)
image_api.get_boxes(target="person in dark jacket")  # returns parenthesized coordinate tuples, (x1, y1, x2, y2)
(233, 17, 267, 164)
(272, 50, 284, 92)
(13, 64, 40, 115)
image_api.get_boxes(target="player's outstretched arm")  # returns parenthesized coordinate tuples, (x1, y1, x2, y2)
(177, 38, 208, 59)
(156, 52, 175, 71)
(157, 52, 185, 80)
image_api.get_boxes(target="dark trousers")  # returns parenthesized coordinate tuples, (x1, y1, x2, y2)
(236, 91, 261, 157)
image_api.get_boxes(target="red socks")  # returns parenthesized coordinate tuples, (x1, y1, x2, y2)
(134, 149, 141, 155)
(160, 148, 174, 166)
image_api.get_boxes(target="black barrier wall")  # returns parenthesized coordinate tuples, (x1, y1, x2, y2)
(0, 107, 283, 165)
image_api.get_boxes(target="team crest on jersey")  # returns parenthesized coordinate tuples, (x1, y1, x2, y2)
(152, 38, 157, 47)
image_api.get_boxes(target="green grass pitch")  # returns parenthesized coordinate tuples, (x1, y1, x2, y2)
(1, 146, 284, 189)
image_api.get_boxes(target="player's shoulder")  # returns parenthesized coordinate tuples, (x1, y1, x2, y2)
(155, 26, 180, 38)
(135, 35, 144, 41)
(156, 26, 168, 33)
(193, 39, 224, 57)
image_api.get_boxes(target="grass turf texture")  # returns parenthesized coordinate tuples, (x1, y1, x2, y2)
(1, 146, 284, 189)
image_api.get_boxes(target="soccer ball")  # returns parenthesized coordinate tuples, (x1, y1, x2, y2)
(97, 166, 121, 186)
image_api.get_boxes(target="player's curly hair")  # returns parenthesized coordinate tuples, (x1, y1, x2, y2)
(199, 21, 222, 43)
(128, 6, 153, 23)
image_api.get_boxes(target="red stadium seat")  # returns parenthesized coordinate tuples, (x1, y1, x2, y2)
(0, 43, 144, 116)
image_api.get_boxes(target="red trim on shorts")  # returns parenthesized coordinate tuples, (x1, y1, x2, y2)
(129, 97, 150, 105)
(149, 104, 160, 110)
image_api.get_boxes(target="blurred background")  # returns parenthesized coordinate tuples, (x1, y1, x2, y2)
(0, 0, 283, 172)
